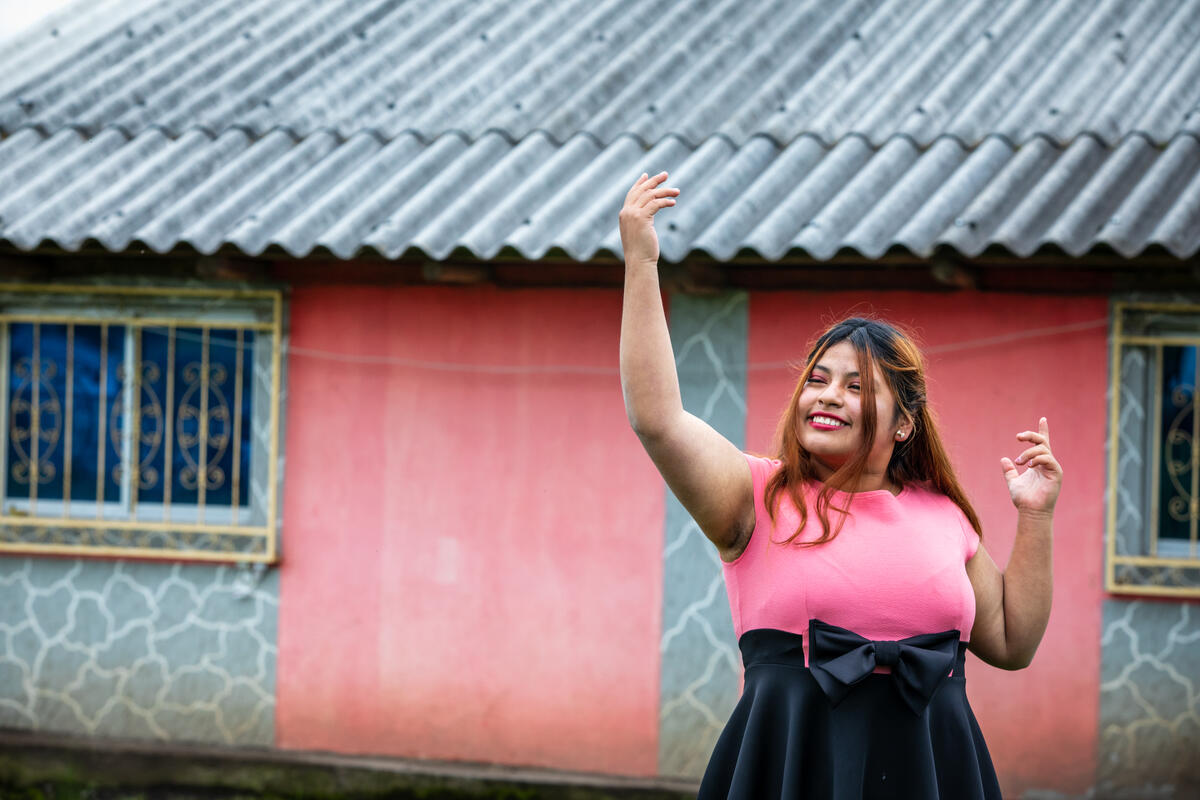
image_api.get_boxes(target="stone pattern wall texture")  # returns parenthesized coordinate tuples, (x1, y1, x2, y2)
(657, 291, 748, 779)
(1101, 292, 1200, 797)
(1097, 598, 1200, 796)
(0, 557, 278, 746)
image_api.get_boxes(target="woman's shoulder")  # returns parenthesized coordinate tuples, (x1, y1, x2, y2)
(742, 452, 783, 485)
(741, 453, 787, 514)
(743, 452, 782, 470)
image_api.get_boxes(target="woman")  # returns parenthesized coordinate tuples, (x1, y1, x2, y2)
(618, 172, 1060, 799)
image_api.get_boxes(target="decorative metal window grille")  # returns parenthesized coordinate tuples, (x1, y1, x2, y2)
(0, 284, 283, 563)
(1109, 302, 1200, 597)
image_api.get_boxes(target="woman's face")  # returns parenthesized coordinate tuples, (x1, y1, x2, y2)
(795, 339, 906, 482)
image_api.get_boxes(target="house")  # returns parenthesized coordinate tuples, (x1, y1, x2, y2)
(1, 1, 1198, 797)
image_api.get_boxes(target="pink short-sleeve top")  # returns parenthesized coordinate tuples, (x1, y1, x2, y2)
(723, 453, 981, 671)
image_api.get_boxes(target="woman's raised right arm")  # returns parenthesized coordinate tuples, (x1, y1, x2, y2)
(618, 172, 754, 555)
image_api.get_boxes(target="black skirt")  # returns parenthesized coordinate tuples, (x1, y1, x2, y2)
(697, 626, 1002, 800)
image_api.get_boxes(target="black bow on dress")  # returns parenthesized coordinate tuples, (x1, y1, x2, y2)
(807, 618, 961, 716)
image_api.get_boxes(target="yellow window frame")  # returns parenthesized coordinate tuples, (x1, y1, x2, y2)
(0, 283, 283, 564)
(1107, 301, 1200, 597)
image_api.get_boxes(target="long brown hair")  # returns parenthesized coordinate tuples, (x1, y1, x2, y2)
(764, 317, 982, 547)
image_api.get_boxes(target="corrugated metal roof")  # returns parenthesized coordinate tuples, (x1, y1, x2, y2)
(3, 125, 1198, 261)
(1, 0, 1199, 261)
(5, 0, 1200, 147)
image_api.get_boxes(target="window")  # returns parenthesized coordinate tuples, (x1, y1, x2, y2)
(0, 283, 283, 563)
(1109, 302, 1200, 597)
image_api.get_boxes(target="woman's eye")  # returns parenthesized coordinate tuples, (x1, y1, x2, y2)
(849, 384, 860, 391)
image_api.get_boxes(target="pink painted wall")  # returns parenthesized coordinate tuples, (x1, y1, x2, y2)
(275, 283, 1109, 790)
(746, 291, 1108, 798)
(276, 286, 664, 775)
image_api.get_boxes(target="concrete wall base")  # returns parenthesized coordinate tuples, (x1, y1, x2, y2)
(0, 729, 698, 799)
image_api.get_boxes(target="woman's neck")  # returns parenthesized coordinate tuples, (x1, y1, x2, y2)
(811, 463, 899, 495)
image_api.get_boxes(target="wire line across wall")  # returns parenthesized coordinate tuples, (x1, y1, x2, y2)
(144, 317, 1110, 375)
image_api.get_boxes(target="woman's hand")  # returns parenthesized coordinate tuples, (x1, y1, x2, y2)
(1000, 417, 1062, 515)
(618, 171, 679, 266)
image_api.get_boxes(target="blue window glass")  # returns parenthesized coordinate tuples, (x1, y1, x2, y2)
(138, 327, 253, 509)
(6, 323, 125, 504)
(1159, 345, 1196, 543)
(5, 323, 252, 511)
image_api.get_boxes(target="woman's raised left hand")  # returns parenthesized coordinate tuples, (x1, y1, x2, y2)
(1001, 417, 1062, 515)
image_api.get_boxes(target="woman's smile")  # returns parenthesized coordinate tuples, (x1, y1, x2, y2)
(808, 414, 848, 430)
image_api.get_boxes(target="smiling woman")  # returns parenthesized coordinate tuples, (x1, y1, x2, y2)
(765, 319, 983, 551)
(617, 171, 1061, 799)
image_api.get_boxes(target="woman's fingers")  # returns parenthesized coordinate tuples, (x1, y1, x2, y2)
(1000, 456, 1019, 482)
(619, 170, 678, 265)
(623, 174, 649, 206)
(624, 173, 649, 203)
(1026, 454, 1058, 468)
(639, 186, 681, 208)
(1014, 416, 1056, 466)
(1015, 444, 1048, 465)
(636, 175, 678, 208)
(1016, 419, 1052, 446)
(647, 193, 678, 212)
(621, 170, 680, 224)
(1025, 454, 1062, 476)
(627, 171, 664, 194)
(625, 172, 672, 201)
